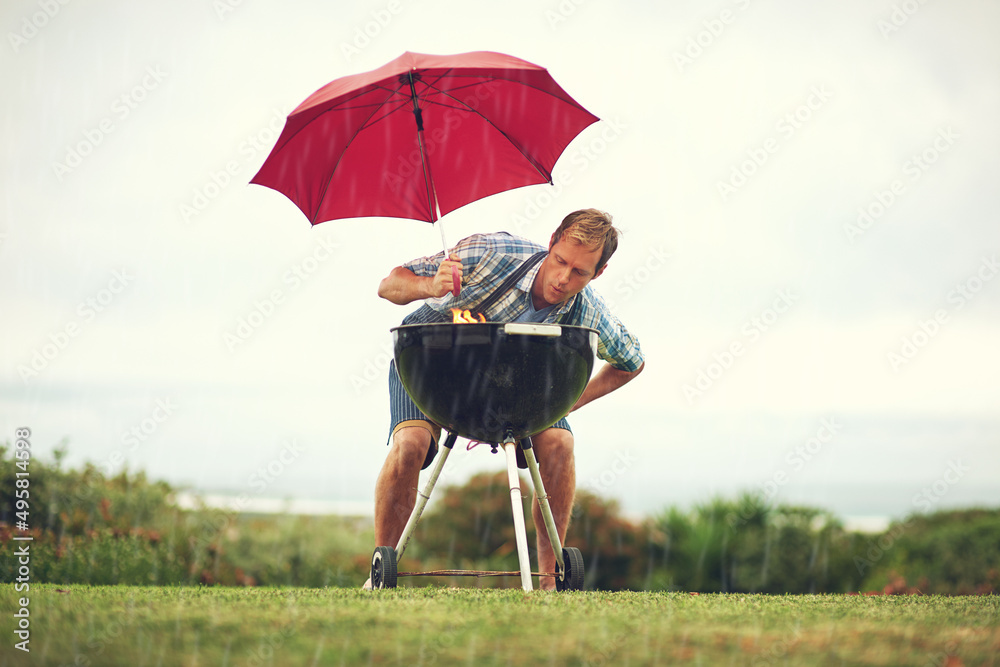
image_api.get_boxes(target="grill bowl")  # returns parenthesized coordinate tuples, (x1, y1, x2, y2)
(392, 322, 598, 442)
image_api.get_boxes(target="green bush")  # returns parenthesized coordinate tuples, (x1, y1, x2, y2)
(0, 442, 371, 587)
(648, 493, 867, 593)
(857, 509, 1000, 594)
(2, 443, 997, 593)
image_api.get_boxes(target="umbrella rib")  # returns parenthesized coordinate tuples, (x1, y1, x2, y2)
(419, 77, 555, 184)
(270, 85, 405, 158)
(327, 84, 411, 130)
(310, 82, 410, 224)
(417, 68, 598, 185)
(421, 71, 590, 113)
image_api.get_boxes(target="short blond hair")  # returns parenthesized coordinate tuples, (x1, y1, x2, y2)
(552, 209, 619, 271)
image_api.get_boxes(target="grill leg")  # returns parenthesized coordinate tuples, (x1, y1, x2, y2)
(394, 431, 458, 563)
(521, 438, 565, 575)
(502, 439, 533, 591)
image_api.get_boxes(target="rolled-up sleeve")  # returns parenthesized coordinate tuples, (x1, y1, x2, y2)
(583, 289, 644, 372)
(401, 234, 491, 278)
(401, 252, 443, 278)
(597, 315, 644, 372)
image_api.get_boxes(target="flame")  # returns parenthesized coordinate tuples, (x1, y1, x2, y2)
(451, 308, 486, 324)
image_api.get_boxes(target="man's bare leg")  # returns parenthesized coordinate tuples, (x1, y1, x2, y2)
(530, 428, 575, 591)
(374, 426, 433, 548)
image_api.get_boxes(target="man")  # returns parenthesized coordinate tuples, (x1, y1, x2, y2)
(372, 208, 644, 590)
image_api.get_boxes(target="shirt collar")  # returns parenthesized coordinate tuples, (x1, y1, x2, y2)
(516, 252, 578, 318)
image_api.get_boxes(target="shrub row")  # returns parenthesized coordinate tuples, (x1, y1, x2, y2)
(2, 445, 996, 592)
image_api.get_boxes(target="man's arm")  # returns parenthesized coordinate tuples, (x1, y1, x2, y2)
(377, 255, 463, 305)
(569, 361, 644, 413)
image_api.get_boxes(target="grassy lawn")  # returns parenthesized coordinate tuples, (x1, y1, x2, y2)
(2, 584, 997, 666)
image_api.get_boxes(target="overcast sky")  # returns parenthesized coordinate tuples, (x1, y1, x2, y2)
(2, 0, 998, 523)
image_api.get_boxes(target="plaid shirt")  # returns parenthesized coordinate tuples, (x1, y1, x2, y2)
(401, 232, 644, 372)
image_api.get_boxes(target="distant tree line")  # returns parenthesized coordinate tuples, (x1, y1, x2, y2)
(389, 472, 999, 594)
(2, 444, 997, 593)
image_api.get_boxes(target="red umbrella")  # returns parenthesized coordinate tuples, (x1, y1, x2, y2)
(251, 51, 598, 293)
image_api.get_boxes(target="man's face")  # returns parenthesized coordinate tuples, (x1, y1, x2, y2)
(531, 234, 607, 307)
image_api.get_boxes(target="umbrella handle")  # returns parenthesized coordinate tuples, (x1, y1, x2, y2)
(451, 265, 461, 297)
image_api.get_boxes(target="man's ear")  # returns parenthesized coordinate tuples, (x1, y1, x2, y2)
(594, 263, 607, 280)
(549, 232, 558, 249)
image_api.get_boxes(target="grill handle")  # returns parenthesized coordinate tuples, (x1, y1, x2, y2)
(502, 323, 562, 337)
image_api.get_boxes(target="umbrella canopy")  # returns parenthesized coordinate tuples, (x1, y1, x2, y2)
(251, 51, 599, 225)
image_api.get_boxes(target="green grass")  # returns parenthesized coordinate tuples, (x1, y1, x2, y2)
(2, 585, 997, 666)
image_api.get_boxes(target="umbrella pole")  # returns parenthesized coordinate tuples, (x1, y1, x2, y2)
(418, 132, 451, 260)
(422, 148, 459, 294)
(406, 71, 457, 293)
(424, 155, 458, 295)
(437, 214, 449, 256)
